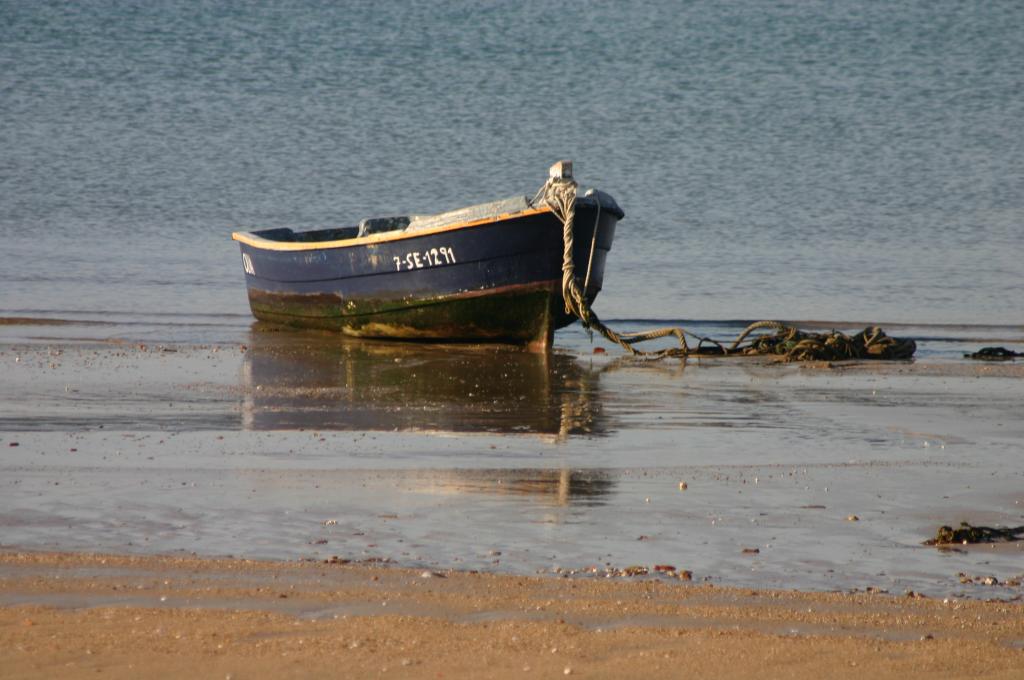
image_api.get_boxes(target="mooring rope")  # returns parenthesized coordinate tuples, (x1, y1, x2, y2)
(538, 175, 916, 362)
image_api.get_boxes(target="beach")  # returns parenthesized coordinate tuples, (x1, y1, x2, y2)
(2, 325, 1023, 677)
(3, 551, 1023, 679)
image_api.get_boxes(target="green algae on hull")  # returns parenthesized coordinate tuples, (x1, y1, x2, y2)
(247, 282, 569, 349)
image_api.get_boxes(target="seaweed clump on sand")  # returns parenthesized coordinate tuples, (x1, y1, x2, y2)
(964, 347, 1023, 361)
(925, 521, 1024, 546)
(738, 326, 917, 362)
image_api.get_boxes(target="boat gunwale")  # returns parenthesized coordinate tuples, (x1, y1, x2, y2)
(232, 205, 553, 252)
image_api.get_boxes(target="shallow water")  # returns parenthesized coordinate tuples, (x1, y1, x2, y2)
(1, 335, 1022, 599)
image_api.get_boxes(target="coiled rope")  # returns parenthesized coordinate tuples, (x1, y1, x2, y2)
(538, 175, 916, 362)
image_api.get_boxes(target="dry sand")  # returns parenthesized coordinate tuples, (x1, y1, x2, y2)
(2, 551, 1022, 679)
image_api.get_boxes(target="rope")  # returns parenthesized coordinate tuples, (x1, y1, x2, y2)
(538, 176, 916, 362)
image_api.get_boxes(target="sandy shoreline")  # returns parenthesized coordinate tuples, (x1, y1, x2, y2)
(2, 550, 1023, 679)
(2, 329, 1023, 676)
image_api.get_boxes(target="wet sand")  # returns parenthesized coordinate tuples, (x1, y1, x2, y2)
(1, 323, 1023, 676)
(2, 328, 1023, 597)
(2, 550, 1023, 679)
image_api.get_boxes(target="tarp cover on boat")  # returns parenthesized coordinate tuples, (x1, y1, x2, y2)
(406, 196, 531, 232)
(403, 190, 623, 233)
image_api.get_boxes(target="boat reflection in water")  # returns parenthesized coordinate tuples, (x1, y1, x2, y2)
(240, 326, 607, 440)
(410, 467, 614, 507)
(240, 328, 614, 507)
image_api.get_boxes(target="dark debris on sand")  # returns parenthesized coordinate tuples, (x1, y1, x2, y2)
(925, 522, 1024, 546)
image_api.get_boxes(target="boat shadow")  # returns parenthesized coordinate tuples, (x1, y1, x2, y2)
(240, 324, 609, 439)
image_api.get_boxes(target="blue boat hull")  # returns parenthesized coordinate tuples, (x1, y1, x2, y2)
(234, 202, 620, 349)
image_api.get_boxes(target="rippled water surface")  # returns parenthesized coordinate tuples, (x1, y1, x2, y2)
(2, 0, 1022, 325)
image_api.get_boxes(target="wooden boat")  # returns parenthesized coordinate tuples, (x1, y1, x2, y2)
(231, 162, 623, 350)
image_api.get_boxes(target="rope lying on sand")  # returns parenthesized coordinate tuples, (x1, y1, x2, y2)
(539, 175, 916, 362)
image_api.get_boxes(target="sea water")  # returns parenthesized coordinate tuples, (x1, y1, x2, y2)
(2, 0, 1022, 330)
